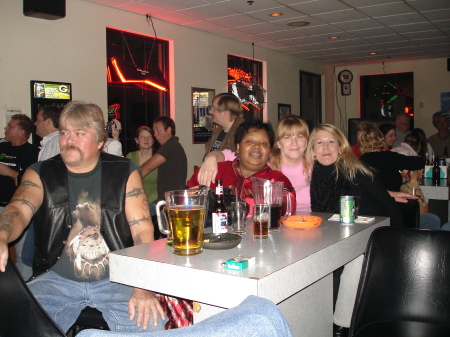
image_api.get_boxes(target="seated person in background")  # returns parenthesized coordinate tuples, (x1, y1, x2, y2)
(306, 123, 403, 335)
(360, 127, 441, 230)
(413, 127, 434, 163)
(188, 120, 296, 214)
(126, 126, 158, 205)
(393, 112, 411, 148)
(427, 111, 450, 158)
(199, 116, 310, 213)
(204, 93, 245, 158)
(351, 121, 375, 159)
(379, 123, 396, 150)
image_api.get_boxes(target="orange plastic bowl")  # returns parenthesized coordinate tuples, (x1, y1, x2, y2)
(282, 215, 323, 229)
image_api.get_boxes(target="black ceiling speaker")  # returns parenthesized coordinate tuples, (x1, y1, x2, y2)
(447, 58, 450, 71)
(24, 0, 65, 20)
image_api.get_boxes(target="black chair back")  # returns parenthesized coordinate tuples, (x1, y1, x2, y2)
(349, 227, 450, 337)
(0, 258, 66, 337)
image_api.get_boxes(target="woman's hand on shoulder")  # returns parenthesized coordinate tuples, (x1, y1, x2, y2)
(388, 191, 419, 203)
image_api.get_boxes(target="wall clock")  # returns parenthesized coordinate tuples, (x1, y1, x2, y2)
(338, 70, 353, 95)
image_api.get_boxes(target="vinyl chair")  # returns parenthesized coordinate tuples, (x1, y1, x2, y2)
(0, 257, 66, 337)
(349, 227, 450, 337)
(396, 199, 420, 228)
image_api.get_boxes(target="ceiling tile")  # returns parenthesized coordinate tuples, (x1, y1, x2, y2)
(406, 0, 450, 12)
(421, 9, 450, 21)
(350, 27, 396, 38)
(289, 0, 351, 15)
(333, 18, 384, 31)
(291, 24, 343, 36)
(140, 0, 207, 11)
(207, 13, 263, 26)
(116, 2, 168, 15)
(357, 3, 415, 17)
(312, 9, 369, 24)
(177, 4, 239, 20)
(233, 22, 287, 35)
(212, 0, 283, 13)
(390, 22, 437, 34)
(402, 30, 446, 40)
(375, 13, 427, 26)
(154, 11, 199, 24)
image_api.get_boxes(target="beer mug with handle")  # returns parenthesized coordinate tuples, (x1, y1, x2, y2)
(156, 188, 209, 255)
(251, 177, 291, 228)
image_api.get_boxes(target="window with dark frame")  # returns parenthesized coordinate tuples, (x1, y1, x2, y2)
(106, 28, 170, 155)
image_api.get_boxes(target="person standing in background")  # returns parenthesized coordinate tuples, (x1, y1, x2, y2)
(204, 93, 244, 158)
(428, 112, 450, 158)
(35, 105, 61, 161)
(0, 114, 39, 279)
(141, 117, 187, 203)
(393, 113, 411, 148)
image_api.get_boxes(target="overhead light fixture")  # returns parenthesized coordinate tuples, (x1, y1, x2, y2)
(270, 12, 283, 17)
(369, 52, 377, 55)
(329, 36, 340, 40)
(287, 21, 310, 27)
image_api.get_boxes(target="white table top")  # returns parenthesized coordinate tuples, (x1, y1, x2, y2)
(110, 213, 388, 308)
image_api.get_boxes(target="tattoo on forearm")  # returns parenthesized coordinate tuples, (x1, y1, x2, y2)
(9, 198, 36, 214)
(134, 237, 143, 245)
(0, 211, 19, 234)
(126, 188, 143, 198)
(129, 216, 152, 227)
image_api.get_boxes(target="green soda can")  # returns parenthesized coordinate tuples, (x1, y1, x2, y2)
(340, 196, 355, 224)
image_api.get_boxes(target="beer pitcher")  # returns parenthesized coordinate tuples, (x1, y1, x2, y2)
(156, 187, 209, 255)
(251, 177, 291, 228)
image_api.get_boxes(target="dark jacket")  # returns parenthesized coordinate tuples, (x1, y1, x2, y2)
(32, 153, 133, 277)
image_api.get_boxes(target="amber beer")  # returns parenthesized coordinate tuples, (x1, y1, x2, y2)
(168, 205, 205, 255)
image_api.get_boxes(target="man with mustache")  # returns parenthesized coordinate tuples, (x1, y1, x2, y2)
(0, 101, 167, 334)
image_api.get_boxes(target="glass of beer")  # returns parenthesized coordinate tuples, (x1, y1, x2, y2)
(253, 204, 269, 239)
(156, 188, 208, 255)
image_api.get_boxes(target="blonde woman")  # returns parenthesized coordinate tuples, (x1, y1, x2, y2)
(307, 124, 402, 335)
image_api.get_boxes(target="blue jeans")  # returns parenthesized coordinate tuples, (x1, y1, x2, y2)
(419, 213, 441, 230)
(28, 271, 167, 334)
(76, 295, 293, 337)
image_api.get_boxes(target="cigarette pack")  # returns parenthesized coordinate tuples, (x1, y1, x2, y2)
(225, 256, 255, 271)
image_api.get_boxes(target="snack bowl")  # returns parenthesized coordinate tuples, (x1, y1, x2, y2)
(282, 215, 323, 229)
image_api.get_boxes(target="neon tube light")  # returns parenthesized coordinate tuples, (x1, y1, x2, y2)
(111, 58, 168, 91)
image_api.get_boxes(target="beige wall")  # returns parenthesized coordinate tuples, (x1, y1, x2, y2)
(333, 58, 450, 139)
(2, 0, 448, 176)
(0, 0, 326, 176)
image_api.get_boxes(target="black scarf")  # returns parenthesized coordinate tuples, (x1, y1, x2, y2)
(310, 161, 351, 213)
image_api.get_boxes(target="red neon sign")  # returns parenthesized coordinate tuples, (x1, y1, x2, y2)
(110, 58, 168, 91)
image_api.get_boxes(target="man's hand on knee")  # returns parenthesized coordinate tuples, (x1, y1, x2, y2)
(128, 288, 165, 330)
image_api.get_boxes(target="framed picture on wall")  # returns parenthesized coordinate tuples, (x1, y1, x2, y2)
(278, 103, 291, 120)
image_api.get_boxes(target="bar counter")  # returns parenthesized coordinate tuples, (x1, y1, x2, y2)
(110, 213, 389, 337)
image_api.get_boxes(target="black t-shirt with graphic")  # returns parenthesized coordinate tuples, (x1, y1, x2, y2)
(30, 158, 139, 282)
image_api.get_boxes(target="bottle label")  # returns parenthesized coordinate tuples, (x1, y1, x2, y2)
(212, 212, 228, 233)
(215, 185, 223, 195)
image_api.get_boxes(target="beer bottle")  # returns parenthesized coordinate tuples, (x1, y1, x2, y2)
(432, 155, 440, 185)
(16, 163, 24, 186)
(212, 180, 228, 234)
(443, 146, 448, 159)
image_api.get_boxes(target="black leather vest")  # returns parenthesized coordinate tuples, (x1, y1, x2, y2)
(32, 153, 133, 277)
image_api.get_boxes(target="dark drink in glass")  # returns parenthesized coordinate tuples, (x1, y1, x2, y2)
(270, 205, 282, 228)
(254, 219, 269, 239)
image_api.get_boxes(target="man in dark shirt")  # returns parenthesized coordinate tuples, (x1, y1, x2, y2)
(0, 114, 39, 279)
(141, 116, 188, 201)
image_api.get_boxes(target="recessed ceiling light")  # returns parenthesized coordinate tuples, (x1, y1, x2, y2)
(270, 12, 283, 17)
(329, 36, 340, 40)
(369, 52, 377, 55)
(287, 21, 310, 27)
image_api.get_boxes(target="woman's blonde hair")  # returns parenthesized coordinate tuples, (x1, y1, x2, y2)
(270, 116, 310, 176)
(306, 123, 372, 182)
(358, 124, 386, 155)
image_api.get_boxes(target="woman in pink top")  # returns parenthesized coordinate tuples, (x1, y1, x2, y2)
(198, 116, 311, 213)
